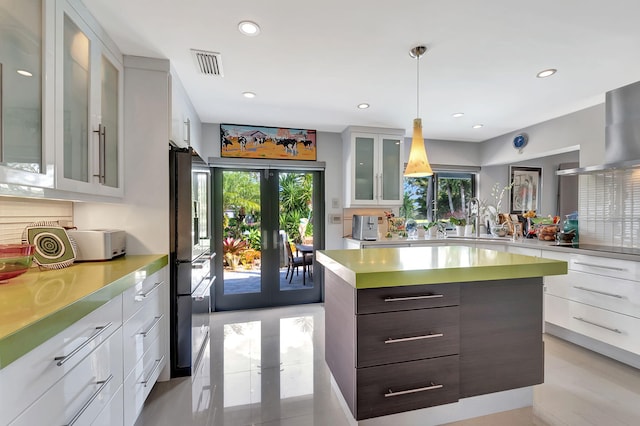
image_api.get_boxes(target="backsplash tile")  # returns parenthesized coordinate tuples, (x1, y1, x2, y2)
(0, 197, 73, 244)
(578, 169, 640, 248)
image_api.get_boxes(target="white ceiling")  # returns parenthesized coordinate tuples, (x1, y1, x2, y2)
(82, 0, 640, 142)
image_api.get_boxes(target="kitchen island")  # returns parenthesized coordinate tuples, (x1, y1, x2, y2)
(316, 246, 567, 425)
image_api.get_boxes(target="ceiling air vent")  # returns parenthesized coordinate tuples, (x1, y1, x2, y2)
(191, 49, 223, 76)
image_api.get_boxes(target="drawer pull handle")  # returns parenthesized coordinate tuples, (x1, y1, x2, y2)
(385, 382, 443, 398)
(55, 322, 113, 366)
(385, 333, 444, 344)
(140, 355, 165, 387)
(572, 316, 622, 334)
(64, 374, 114, 426)
(384, 294, 444, 302)
(573, 286, 624, 299)
(139, 314, 164, 338)
(135, 280, 164, 302)
(573, 261, 626, 272)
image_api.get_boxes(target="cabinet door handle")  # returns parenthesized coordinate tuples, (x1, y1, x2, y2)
(134, 280, 164, 302)
(139, 315, 164, 338)
(140, 355, 166, 387)
(54, 322, 113, 366)
(385, 382, 443, 398)
(572, 316, 622, 334)
(385, 333, 443, 344)
(573, 261, 626, 272)
(64, 374, 113, 426)
(92, 123, 106, 184)
(384, 294, 444, 302)
(573, 286, 624, 299)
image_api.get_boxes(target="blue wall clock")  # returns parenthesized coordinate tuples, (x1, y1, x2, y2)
(513, 133, 528, 150)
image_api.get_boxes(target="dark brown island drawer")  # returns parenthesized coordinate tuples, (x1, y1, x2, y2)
(356, 355, 459, 420)
(357, 306, 459, 367)
(357, 283, 459, 314)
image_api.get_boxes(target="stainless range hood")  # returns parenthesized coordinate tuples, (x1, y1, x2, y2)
(557, 80, 640, 175)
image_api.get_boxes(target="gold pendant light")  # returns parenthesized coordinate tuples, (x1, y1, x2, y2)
(404, 45, 433, 177)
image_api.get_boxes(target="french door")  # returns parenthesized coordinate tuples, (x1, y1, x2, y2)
(212, 167, 324, 311)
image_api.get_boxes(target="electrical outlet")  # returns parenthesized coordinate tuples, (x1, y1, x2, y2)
(329, 214, 342, 224)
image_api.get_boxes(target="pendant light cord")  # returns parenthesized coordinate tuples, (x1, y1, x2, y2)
(416, 53, 420, 117)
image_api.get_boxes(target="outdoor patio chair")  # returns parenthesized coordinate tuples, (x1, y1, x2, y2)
(284, 237, 311, 284)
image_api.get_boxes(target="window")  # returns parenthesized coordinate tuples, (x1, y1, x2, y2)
(401, 171, 477, 226)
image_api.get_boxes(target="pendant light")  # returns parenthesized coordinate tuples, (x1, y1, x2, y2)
(404, 45, 433, 177)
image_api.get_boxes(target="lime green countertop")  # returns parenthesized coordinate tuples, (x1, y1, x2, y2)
(0, 254, 168, 369)
(316, 246, 567, 289)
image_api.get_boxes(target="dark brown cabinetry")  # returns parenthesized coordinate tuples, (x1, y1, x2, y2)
(324, 269, 544, 421)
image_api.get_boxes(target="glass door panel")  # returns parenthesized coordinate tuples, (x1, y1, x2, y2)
(381, 137, 401, 201)
(221, 170, 262, 296)
(62, 13, 89, 182)
(0, 0, 42, 173)
(279, 172, 314, 291)
(101, 54, 118, 188)
(354, 136, 374, 201)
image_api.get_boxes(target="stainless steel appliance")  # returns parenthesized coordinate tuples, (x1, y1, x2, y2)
(169, 145, 213, 377)
(352, 215, 379, 240)
(67, 229, 126, 261)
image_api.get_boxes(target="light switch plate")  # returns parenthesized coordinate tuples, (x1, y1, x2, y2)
(331, 198, 340, 209)
(329, 214, 341, 224)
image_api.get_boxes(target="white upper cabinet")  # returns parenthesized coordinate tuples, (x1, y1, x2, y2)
(0, 0, 55, 189)
(54, 0, 124, 197)
(343, 127, 404, 207)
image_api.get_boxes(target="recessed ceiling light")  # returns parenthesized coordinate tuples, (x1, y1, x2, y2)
(238, 21, 260, 36)
(16, 69, 32, 77)
(472, 124, 484, 129)
(357, 103, 370, 109)
(452, 112, 464, 118)
(536, 68, 557, 78)
(242, 91, 256, 98)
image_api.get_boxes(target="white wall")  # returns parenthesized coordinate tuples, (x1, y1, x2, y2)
(73, 56, 170, 255)
(411, 138, 482, 166)
(480, 104, 604, 168)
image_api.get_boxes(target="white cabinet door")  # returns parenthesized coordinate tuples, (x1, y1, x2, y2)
(54, 0, 124, 198)
(10, 327, 124, 426)
(343, 129, 403, 207)
(0, 295, 122, 425)
(545, 270, 640, 319)
(545, 294, 640, 355)
(0, 0, 56, 191)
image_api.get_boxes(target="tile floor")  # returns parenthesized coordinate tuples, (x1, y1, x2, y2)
(136, 304, 640, 426)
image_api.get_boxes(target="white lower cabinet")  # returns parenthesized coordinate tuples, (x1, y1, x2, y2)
(0, 264, 169, 426)
(10, 327, 123, 426)
(122, 269, 168, 426)
(0, 295, 123, 425)
(124, 335, 164, 426)
(545, 294, 640, 355)
(92, 385, 124, 426)
(542, 249, 640, 362)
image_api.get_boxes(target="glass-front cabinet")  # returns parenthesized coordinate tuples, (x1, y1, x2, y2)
(343, 128, 403, 207)
(0, 0, 55, 189)
(55, 0, 123, 197)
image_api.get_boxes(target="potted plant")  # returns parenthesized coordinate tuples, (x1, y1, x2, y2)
(423, 221, 439, 238)
(223, 237, 248, 270)
(449, 217, 466, 236)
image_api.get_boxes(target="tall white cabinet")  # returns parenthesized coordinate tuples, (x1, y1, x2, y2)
(54, 0, 124, 198)
(342, 126, 404, 207)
